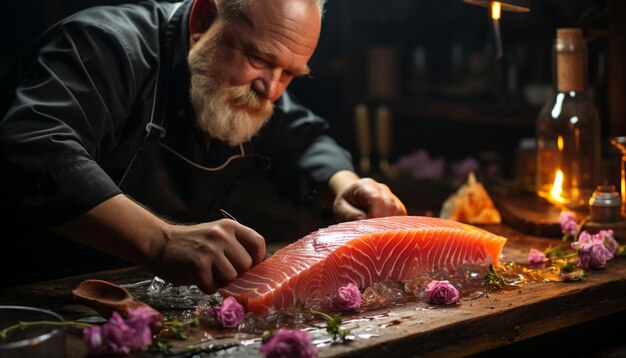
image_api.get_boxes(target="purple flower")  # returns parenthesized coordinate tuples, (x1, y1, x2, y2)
(83, 311, 133, 355)
(101, 312, 134, 354)
(83, 325, 107, 356)
(332, 283, 362, 311)
(573, 230, 593, 246)
(209, 296, 245, 328)
(578, 242, 612, 269)
(598, 230, 619, 256)
(528, 248, 548, 266)
(386, 149, 445, 180)
(451, 157, 480, 186)
(425, 280, 460, 305)
(125, 307, 158, 349)
(572, 232, 614, 270)
(559, 211, 579, 237)
(259, 329, 318, 358)
(82, 308, 158, 355)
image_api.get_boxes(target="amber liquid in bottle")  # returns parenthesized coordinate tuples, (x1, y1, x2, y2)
(535, 28, 601, 208)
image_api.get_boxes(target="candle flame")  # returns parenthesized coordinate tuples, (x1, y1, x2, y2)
(557, 135, 563, 151)
(550, 169, 565, 204)
(490, 2, 501, 20)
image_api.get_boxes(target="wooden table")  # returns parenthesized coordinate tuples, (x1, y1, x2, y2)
(1, 225, 626, 357)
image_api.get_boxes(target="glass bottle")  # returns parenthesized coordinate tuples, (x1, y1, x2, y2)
(535, 28, 601, 208)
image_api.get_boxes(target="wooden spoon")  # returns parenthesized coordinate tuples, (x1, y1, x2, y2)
(72, 279, 163, 332)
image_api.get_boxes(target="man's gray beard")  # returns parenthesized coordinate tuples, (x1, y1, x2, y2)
(189, 76, 274, 146)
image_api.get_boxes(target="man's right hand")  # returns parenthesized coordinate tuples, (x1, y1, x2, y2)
(147, 219, 266, 293)
(50, 194, 266, 293)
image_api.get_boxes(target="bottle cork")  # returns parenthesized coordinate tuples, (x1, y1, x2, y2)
(556, 28, 583, 47)
(555, 28, 585, 92)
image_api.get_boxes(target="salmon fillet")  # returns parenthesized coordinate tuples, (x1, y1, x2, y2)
(218, 216, 507, 316)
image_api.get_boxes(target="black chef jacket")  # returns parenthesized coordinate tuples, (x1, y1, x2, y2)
(0, 0, 353, 286)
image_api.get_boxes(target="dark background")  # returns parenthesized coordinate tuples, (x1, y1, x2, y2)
(1, 0, 624, 238)
(1, 0, 618, 173)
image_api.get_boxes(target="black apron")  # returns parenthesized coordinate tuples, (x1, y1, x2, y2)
(118, 3, 260, 224)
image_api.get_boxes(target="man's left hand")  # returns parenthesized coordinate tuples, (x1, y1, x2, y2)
(329, 171, 407, 222)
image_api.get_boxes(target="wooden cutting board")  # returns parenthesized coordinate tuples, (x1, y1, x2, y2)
(491, 189, 568, 238)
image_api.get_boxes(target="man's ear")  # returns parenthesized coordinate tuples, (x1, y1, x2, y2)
(189, 0, 217, 43)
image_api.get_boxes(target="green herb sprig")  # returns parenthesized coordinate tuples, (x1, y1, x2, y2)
(311, 311, 354, 343)
(162, 317, 200, 340)
(482, 264, 512, 291)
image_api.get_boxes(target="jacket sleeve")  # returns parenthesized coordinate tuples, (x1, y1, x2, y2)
(0, 16, 156, 226)
(253, 90, 355, 202)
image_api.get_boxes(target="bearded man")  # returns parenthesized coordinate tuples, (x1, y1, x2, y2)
(0, 0, 406, 290)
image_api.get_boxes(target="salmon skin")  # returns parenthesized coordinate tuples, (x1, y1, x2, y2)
(218, 216, 507, 316)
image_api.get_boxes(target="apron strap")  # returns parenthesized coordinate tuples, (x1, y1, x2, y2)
(145, 2, 185, 140)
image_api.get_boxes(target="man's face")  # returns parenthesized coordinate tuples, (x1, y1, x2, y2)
(188, 0, 321, 146)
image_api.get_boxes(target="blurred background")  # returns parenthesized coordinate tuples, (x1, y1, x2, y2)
(2, 0, 625, 239)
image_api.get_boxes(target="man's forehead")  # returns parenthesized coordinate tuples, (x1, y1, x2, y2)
(226, 0, 319, 29)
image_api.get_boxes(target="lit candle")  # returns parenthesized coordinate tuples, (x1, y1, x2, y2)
(550, 169, 565, 204)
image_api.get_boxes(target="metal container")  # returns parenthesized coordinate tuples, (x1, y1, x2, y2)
(588, 185, 621, 223)
(0, 306, 66, 358)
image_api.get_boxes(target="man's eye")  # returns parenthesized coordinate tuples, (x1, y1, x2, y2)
(280, 71, 293, 82)
(247, 54, 266, 68)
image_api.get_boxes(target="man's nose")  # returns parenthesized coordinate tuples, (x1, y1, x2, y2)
(251, 68, 283, 102)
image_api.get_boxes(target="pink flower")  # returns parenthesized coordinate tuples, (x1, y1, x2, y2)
(82, 309, 157, 355)
(598, 230, 619, 256)
(578, 241, 612, 269)
(259, 329, 318, 358)
(573, 230, 593, 246)
(451, 157, 480, 186)
(209, 296, 245, 328)
(101, 312, 134, 354)
(331, 283, 362, 311)
(385, 150, 446, 180)
(572, 231, 614, 270)
(83, 325, 107, 356)
(559, 211, 579, 237)
(528, 248, 548, 266)
(425, 280, 460, 305)
(83, 311, 133, 355)
(125, 307, 158, 349)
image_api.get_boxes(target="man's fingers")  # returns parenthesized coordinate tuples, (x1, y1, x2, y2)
(334, 198, 367, 221)
(196, 267, 217, 294)
(393, 192, 408, 215)
(212, 253, 239, 288)
(232, 222, 266, 265)
(223, 241, 254, 275)
(376, 186, 406, 217)
(339, 178, 406, 219)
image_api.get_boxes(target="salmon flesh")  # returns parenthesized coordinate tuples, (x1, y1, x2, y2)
(218, 216, 507, 316)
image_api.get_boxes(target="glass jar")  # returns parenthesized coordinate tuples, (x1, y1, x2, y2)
(535, 28, 601, 208)
(610, 136, 626, 217)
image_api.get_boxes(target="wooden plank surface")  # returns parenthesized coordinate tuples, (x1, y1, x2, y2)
(492, 190, 564, 238)
(1, 226, 626, 357)
(492, 189, 626, 243)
